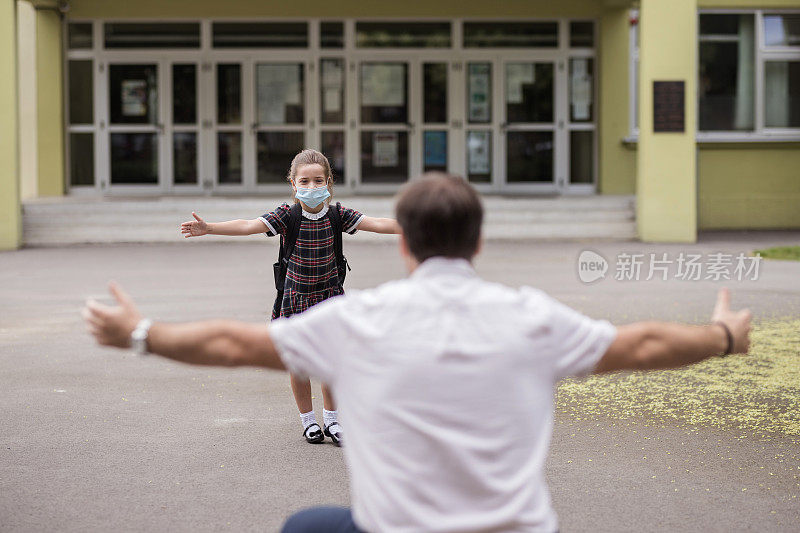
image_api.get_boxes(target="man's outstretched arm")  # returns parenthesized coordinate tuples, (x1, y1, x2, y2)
(594, 288, 751, 374)
(83, 283, 285, 370)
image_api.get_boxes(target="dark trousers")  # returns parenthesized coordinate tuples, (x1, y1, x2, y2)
(282, 506, 559, 533)
(281, 506, 364, 533)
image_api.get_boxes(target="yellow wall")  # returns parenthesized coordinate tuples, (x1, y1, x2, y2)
(599, 7, 636, 195)
(36, 8, 64, 197)
(1, 0, 21, 250)
(69, 0, 607, 18)
(699, 146, 800, 229)
(637, 0, 697, 242)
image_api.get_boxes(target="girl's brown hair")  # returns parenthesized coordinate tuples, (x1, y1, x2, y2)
(287, 149, 335, 203)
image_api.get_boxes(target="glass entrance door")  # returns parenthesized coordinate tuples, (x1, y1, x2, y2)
(502, 60, 557, 191)
(319, 57, 347, 184)
(463, 57, 563, 192)
(106, 62, 163, 190)
(213, 62, 245, 189)
(465, 61, 494, 185)
(357, 60, 412, 186)
(253, 61, 306, 186)
(421, 61, 450, 175)
(169, 61, 201, 191)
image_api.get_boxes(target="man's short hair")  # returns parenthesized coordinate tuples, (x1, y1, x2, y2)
(395, 173, 483, 262)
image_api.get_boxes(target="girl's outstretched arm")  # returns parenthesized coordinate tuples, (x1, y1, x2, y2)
(180, 212, 267, 237)
(356, 217, 401, 234)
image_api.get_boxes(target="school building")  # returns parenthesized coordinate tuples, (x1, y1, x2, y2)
(1, 0, 799, 249)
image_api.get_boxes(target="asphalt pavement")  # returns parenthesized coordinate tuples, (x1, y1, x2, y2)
(1, 231, 799, 532)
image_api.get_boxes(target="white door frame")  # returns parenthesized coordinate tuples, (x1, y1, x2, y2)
(460, 51, 565, 195)
(100, 50, 208, 195)
(350, 53, 416, 194)
(100, 56, 166, 195)
(250, 57, 310, 194)
(207, 57, 250, 194)
(501, 55, 561, 195)
(166, 58, 204, 195)
(74, 18, 599, 196)
(348, 51, 459, 193)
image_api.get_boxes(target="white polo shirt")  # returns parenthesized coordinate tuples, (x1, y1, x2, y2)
(270, 257, 617, 533)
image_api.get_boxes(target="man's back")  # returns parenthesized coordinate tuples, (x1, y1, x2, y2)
(271, 257, 616, 532)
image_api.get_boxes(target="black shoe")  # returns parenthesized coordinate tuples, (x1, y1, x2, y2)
(324, 422, 343, 447)
(303, 423, 324, 444)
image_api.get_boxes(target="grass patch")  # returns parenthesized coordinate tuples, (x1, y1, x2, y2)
(556, 319, 800, 437)
(753, 245, 800, 261)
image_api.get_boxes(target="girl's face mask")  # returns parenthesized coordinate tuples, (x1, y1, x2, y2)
(295, 185, 331, 208)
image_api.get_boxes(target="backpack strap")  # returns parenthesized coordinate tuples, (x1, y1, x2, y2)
(274, 202, 303, 294)
(326, 202, 350, 285)
(282, 202, 303, 265)
(327, 201, 344, 261)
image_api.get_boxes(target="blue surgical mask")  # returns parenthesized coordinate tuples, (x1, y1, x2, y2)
(294, 185, 331, 208)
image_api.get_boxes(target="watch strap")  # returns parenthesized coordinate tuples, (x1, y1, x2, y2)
(131, 318, 153, 355)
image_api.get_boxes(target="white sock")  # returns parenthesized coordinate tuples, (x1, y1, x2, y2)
(300, 410, 317, 430)
(323, 409, 338, 428)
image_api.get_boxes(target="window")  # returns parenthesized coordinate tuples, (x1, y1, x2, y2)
(321, 22, 344, 48)
(764, 60, 800, 128)
(68, 23, 92, 49)
(629, 10, 800, 138)
(699, 11, 800, 134)
(463, 22, 558, 48)
(570, 21, 594, 48)
(629, 10, 639, 136)
(764, 14, 800, 47)
(356, 22, 451, 48)
(698, 14, 755, 131)
(212, 22, 308, 48)
(104, 23, 200, 49)
(763, 14, 800, 128)
(68, 60, 93, 125)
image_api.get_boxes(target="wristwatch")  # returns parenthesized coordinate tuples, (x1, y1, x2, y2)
(131, 318, 153, 356)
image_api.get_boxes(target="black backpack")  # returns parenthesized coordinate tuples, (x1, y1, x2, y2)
(272, 202, 350, 318)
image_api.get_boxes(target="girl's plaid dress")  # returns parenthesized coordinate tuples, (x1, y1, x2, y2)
(259, 202, 363, 319)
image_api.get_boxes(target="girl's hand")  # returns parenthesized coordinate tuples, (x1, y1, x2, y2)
(181, 212, 209, 238)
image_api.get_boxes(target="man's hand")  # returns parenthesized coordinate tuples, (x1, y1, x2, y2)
(82, 282, 142, 348)
(596, 288, 753, 373)
(180, 212, 209, 238)
(82, 283, 284, 369)
(710, 287, 752, 354)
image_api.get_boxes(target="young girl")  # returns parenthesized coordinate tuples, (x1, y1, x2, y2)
(180, 149, 400, 446)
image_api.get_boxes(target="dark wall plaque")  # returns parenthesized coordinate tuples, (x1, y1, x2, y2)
(653, 81, 685, 133)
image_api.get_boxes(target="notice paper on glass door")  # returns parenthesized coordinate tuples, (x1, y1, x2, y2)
(571, 59, 592, 121)
(373, 132, 399, 167)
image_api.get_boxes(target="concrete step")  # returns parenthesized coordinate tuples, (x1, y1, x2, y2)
(22, 194, 637, 245)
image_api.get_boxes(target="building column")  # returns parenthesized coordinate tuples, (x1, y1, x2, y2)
(1, 0, 21, 250)
(599, 6, 636, 195)
(35, 1, 64, 197)
(637, 0, 697, 242)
